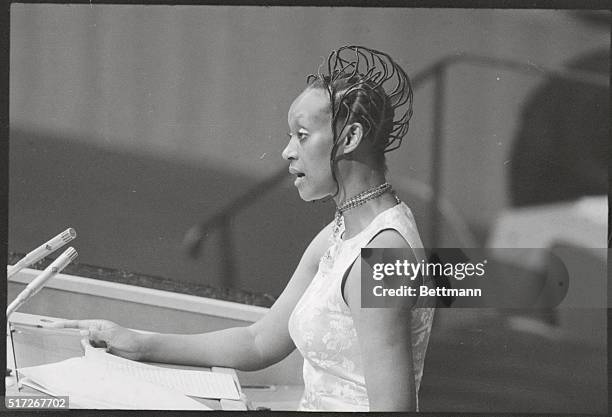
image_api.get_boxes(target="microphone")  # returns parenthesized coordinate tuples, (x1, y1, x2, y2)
(7, 247, 78, 319)
(7, 228, 76, 279)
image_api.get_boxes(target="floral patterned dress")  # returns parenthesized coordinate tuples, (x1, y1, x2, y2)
(288, 202, 435, 411)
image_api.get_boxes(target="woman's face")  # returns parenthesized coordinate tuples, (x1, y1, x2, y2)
(282, 88, 336, 201)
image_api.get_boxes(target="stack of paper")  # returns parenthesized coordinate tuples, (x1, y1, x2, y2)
(17, 347, 240, 409)
(85, 346, 240, 400)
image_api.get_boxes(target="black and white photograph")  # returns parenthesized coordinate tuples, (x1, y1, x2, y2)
(4, 3, 609, 414)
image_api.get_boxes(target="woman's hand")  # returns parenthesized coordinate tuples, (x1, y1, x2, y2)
(50, 319, 146, 361)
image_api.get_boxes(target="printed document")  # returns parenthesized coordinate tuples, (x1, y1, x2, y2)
(17, 345, 240, 409)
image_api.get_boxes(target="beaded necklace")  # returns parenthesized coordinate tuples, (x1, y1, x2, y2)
(332, 182, 400, 239)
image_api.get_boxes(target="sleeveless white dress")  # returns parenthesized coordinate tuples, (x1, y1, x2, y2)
(288, 202, 435, 411)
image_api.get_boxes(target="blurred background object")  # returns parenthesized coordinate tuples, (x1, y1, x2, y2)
(493, 9, 608, 339)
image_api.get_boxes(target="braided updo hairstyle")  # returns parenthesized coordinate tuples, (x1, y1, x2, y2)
(306, 45, 414, 198)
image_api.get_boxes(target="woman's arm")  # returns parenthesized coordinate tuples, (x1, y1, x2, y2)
(344, 229, 420, 411)
(140, 325, 264, 370)
(58, 223, 332, 371)
(143, 223, 331, 370)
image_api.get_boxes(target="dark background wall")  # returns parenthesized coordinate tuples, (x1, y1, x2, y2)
(9, 6, 608, 296)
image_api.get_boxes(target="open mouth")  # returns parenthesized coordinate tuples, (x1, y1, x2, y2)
(289, 167, 305, 178)
(291, 171, 305, 186)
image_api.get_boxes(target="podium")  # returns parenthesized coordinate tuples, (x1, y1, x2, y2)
(6, 266, 305, 410)
(6, 312, 248, 410)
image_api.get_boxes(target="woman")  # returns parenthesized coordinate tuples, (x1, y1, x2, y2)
(55, 45, 435, 412)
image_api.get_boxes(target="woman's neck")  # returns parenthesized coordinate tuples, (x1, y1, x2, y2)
(340, 192, 398, 240)
(333, 167, 397, 240)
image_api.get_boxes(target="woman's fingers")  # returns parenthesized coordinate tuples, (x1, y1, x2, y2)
(46, 319, 88, 329)
(47, 319, 109, 330)
(88, 328, 112, 349)
(80, 337, 93, 351)
(50, 320, 135, 357)
(80, 335, 110, 354)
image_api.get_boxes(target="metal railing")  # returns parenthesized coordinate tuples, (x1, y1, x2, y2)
(183, 53, 608, 287)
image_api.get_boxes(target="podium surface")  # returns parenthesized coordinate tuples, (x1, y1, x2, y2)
(6, 312, 248, 410)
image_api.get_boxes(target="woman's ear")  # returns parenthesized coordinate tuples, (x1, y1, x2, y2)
(342, 123, 364, 156)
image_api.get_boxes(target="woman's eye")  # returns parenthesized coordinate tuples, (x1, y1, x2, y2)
(298, 131, 309, 140)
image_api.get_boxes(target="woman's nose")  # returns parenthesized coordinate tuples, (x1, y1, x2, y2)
(282, 141, 297, 161)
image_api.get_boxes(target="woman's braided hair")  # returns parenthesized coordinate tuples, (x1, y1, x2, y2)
(306, 45, 414, 197)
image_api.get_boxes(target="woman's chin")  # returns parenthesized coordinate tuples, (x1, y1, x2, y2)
(298, 191, 316, 202)
(297, 189, 331, 202)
